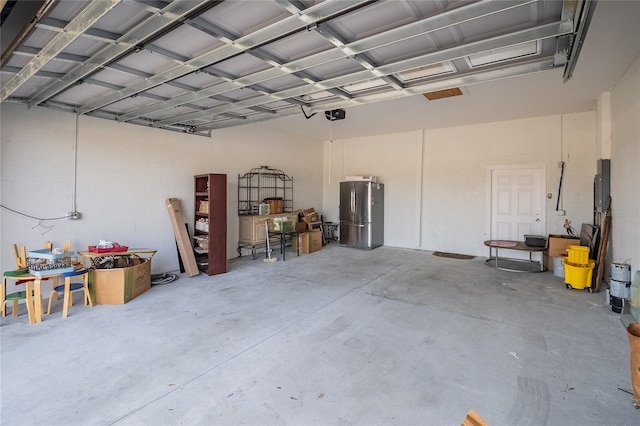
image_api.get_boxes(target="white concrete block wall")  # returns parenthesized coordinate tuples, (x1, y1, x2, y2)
(323, 112, 598, 257)
(322, 131, 423, 248)
(611, 54, 640, 273)
(0, 103, 323, 275)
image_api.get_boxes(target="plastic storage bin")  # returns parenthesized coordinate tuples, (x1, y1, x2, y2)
(563, 259, 595, 291)
(566, 245, 590, 266)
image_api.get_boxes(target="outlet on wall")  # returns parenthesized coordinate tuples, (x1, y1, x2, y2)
(68, 212, 81, 220)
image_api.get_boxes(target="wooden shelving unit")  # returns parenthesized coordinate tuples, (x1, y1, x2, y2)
(194, 173, 227, 275)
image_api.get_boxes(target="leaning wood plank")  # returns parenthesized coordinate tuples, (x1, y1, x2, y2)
(594, 198, 612, 293)
(166, 198, 199, 277)
(594, 214, 610, 293)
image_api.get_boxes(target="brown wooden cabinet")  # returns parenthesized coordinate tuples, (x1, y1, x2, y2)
(238, 213, 298, 258)
(194, 173, 227, 275)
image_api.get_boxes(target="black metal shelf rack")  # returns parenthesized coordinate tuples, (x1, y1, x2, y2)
(238, 166, 293, 215)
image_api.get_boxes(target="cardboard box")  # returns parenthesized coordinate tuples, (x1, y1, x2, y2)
(297, 230, 322, 254)
(89, 259, 151, 304)
(544, 234, 580, 269)
(295, 221, 307, 232)
(302, 208, 320, 224)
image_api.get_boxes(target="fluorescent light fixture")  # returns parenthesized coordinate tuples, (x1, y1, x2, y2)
(398, 62, 455, 81)
(341, 78, 386, 93)
(467, 41, 540, 67)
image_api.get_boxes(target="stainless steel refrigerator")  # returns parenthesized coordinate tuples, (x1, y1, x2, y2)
(339, 181, 384, 249)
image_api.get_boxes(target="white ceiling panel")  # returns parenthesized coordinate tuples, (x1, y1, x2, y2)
(51, 82, 117, 106)
(152, 25, 222, 59)
(208, 53, 272, 78)
(46, 0, 91, 23)
(76, 67, 133, 87)
(173, 72, 225, 91)
(58, 36, 106, 58)
(199, 0, 291, 37)
(0, 0, 612, 137)
(116, 50, 176, 75)
(145, 84, 191, 100)
(328, 0, 421, 41)
(259, 30, 334, 62)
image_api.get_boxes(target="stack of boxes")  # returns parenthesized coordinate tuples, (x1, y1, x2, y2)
(295, 208, 323, 254)
(544, 234, 580, 271)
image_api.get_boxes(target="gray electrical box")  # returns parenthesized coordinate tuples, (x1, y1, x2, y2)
(594, 159, 610, 212)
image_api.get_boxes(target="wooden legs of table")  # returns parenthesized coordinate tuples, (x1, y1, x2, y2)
(24, 277, 48, 325)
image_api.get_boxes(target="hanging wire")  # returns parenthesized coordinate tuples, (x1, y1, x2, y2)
(330, 117, 333, 142)
(72, 113, 79, 213)
(0, 204, 68, 234)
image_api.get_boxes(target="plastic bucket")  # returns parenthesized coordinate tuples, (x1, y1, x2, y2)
(611, 295, 624, 313)
(566, 245, 590, 266)
(553, 256, 565, 278)
(610, 278, 631, 299)
(563, 259, 595, 289)
(612, 263, 632, 282)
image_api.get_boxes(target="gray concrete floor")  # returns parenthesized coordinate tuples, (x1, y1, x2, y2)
(1, 244, 638, 425)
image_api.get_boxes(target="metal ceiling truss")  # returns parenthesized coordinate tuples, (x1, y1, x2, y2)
(157, 20, 571, 129)
(120, 0, 535, 126)
(0, 0, 120, 101)
(75, 0, 373, 115)
(25, 0, 220, 108)
(0, 0, 592, 136)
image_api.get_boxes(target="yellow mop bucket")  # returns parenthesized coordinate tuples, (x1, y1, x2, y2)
(566, 245, 590, 266)
(563, 259, 595, 291)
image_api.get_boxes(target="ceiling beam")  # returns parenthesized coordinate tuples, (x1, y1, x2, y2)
(116, 0, 529, 123)
(0, 0, 56, 67)
(26, 0, 216, 108)
(75, 0, 374, 115)
(0, 0, 121, 102)
(155, 20, 571, 127)
(196, 57, 560, 132)
(563, 0, 597, 81)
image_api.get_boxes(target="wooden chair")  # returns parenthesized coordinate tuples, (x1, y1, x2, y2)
(47, 268, 93, 318)
(2, 245, 35, 317)
(47, 241, 93, 317)
(1, 244, 53, 318)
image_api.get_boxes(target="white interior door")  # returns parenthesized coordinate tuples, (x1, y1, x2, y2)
(491, 166, 545, 252)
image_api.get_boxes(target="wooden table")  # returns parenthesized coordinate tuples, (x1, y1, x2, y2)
(484, 240, 546, 272)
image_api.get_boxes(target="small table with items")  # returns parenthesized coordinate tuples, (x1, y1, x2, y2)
(484, 240, 546, 272)
(269, 231, 299, 261)
(77, 248, 157, 268)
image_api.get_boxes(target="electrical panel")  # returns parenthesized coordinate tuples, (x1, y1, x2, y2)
(594, 159, 610, 212)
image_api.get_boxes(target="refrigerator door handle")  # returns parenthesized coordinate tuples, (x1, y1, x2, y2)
(343, 222, 365, 228)
(350, 189, 355, 215)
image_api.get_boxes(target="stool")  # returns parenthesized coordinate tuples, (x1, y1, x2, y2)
(47, 269, 93, 318)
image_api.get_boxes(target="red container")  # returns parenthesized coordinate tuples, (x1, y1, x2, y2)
(88, 245, 128, 253)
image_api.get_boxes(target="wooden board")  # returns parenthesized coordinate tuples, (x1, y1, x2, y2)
(594, 197, 612, 293)
(166, 198, 199, 277)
